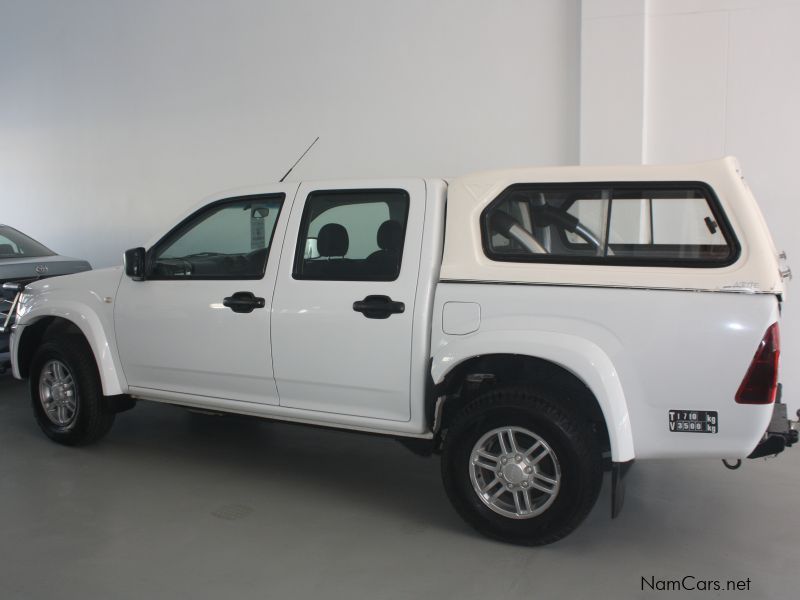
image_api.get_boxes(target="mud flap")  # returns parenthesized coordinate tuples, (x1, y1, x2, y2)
(106, 395, 137, 414)
(611, 460, 634, 519)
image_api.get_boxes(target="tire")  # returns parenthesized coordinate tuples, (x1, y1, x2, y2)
(441, 386, 603, 546)
(29, 336, 115, 446)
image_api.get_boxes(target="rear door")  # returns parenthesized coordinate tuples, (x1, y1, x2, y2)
(271, 180, 426, 421)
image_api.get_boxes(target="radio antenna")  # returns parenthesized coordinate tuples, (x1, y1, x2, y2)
(279, 136, 319, 182)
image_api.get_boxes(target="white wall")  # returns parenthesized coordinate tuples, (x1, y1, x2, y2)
(0, 0, 580, 267)
(581, 0, 800, 412)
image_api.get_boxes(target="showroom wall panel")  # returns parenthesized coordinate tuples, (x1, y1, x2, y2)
(0, 0, 580, 267)
(579, 0, 646, 164)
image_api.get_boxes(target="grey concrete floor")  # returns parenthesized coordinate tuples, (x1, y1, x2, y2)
(0, 374, 797, 600)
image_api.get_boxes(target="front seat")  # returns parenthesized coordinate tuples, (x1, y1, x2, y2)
(366, 220, 404, 279)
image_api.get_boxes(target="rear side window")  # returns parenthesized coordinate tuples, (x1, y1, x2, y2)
(482, 183, 739, 267)
(293, 189, 410, 281)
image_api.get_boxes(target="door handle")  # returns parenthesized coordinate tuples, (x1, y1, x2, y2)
(352, 295, 405, 319)
(222, 291, 266, 314)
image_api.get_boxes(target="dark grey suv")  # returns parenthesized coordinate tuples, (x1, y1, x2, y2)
(0, 225, 91, 368)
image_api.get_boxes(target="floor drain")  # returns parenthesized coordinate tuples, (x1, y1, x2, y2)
(211, 504, 254, 521)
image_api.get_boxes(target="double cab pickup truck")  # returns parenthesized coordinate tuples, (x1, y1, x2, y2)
(3, 157, 797, 545)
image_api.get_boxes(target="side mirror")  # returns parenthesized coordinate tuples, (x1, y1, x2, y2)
(124, 247, 146, 281)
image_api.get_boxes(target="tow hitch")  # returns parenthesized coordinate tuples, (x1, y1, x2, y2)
(747, 386, 799, 459)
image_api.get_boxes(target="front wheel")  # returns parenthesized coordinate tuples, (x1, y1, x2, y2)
(29, 336, 115, 446)
(441, 386, 603, 545)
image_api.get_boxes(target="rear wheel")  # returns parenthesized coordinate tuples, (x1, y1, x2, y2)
(441, 386, 603, 545)
(29, 336, 114, 446)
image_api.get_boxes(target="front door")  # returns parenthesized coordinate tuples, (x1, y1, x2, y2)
(271, 180, 426, 421)
(115, 186, 296, 404)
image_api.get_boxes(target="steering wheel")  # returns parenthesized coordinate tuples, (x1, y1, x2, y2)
(155, 257, 194, 277)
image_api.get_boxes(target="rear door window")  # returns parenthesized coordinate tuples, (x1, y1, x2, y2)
(293, 189, 410, 281)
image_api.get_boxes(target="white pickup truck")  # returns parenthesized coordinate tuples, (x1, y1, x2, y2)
(4, 157, 796, 545)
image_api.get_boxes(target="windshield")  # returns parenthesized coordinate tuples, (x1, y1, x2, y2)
(0, 225, 55, 258)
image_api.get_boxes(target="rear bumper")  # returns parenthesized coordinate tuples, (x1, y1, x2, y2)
(748, 387, 798, 459)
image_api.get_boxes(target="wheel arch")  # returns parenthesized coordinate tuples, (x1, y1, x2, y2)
(431, 333, 635, 462)
(16, 312, 125, 396)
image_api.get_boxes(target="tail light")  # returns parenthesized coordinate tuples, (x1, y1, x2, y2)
(736, 323, 780, 404)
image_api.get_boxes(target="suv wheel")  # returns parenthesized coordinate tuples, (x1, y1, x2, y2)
(441, 386, 602, 545)
(29, 336, 115, 446)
